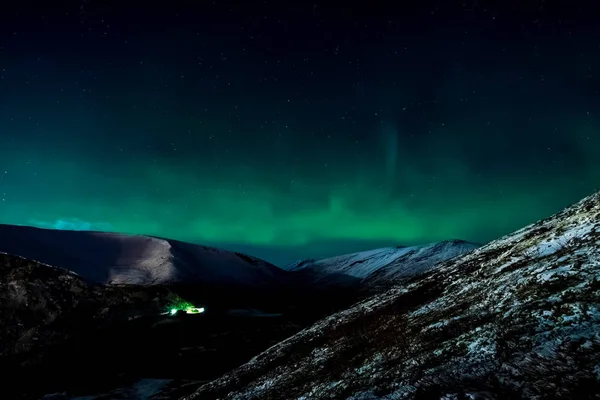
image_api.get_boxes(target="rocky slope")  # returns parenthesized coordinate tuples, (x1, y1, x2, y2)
(0, 251, 313, 399)
(0, 252, 183, 397)
(0, 249, 356, 399)
(0, 252, 172, 357)
(286, 240, 478, 288)
(0, 224, 287, 287)
(184, 190, 600, 399)
(0, 252, 93, 358)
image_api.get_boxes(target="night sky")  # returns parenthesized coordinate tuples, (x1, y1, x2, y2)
(0, 0, 599, 266)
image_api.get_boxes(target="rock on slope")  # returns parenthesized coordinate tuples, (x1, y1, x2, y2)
(0, 251, 184, 398)
(0, 252, 92, 357)
(286, 240, 479, 286)
(0, 224, 286, 287)
(0, 250, 172, 358)
(184, 190, 600, 400)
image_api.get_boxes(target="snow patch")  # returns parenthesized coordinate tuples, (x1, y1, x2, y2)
(287, 241, 478, 283)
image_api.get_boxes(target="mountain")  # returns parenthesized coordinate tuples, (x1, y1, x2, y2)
(286, 240, 479, 287)
(0, 252, 94, 358)
(0, 224, 286, 287)
(0, 227, 358, 399)
(0, 249, 312, 400)
(184, 190, 600, 400)
(0, 251, 185, 397)
(0, 224, 368, 322)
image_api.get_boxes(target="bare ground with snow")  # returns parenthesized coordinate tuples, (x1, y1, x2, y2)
(0, 225, 287, 287)
(286, 241, 478, 284)
(185, 190, 600, 400)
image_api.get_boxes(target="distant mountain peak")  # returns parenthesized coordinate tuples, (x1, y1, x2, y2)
(286, 240, 479, 284)
(0, 224, 286, 288)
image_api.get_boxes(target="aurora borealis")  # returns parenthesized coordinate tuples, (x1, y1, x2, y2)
(0, 1, 599, 265)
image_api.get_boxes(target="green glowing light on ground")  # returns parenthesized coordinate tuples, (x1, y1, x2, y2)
(165, 294, 205, 316)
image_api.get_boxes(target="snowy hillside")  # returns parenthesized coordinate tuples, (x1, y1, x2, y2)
(286, 240, 478, 284)
(185, 189, 600, 400)
(0, 224, 286, 287)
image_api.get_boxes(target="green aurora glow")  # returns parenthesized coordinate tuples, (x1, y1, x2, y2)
(1, 2, 599, 265)
(1, 118, 598, 254)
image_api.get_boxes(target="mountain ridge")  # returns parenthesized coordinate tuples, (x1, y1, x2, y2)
(184, 189, 600, 400)
(285, 239, 480, 286)
(0, 224, 287, 288)
(0, 224, 479, 292)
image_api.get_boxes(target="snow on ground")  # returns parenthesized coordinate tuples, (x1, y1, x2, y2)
(184, 190, 600, 400)
(285, 247, 405, 277)
(285, 240, 479, 283)
(71, 379, 172, 400)
(0, 224, 286, 287)
(40, 379, 173, 400)
(42, 378, 209, 400)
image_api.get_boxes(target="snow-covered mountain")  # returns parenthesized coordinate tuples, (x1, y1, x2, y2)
(286, 240, 479, 285)
(0, 224, 286, 287)
(184, 189, 600, 400)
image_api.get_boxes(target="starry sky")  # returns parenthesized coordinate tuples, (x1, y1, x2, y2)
(0, 0, 599, 266)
